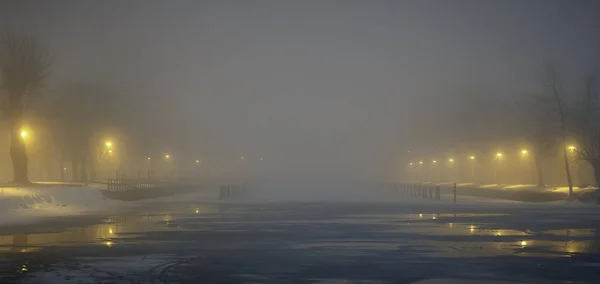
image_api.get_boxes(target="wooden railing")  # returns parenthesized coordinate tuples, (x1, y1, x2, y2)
(106, 179, 155, 191)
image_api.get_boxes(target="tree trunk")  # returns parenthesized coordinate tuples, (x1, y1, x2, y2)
(80, 155, 87, 182)
(593, 162, 600, 188)
(9, 115, 29, 184)
(534, 154, 544, 187)
(562, 148, 574, 197)
(60, 159, 65, 182)
(72, 159, 80, 182)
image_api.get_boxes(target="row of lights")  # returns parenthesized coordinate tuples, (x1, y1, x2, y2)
(408, 146, 577, 166)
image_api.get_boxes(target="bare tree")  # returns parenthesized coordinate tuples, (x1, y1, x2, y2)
(515, 102, 558, 187)
(570, 71, 600, 187)
(540, 63, 574, 197)
(0, 31, 50, 183)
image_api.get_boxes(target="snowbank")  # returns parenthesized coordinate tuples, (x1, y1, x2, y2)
(0, 184, 128, 227)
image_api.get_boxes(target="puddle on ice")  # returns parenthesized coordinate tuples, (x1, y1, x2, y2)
(0, 205, 221, 253)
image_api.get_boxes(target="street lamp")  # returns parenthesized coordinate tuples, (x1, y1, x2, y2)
(105, 141, 112, 148)
(448, 158, 454, 163)
(147, 157, 151, 160)
(521, 149, 528, 155)
(432, 160, 437, 164)
(568, 145, 576, 151)
(165, 154, 170, 159)
(469, 156, 475, 160)
(496, 152, 503, 159)
(20, 130, 27, 139)
(195, 160, 200, 164)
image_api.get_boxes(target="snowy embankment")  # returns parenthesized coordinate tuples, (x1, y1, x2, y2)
(0, 184, 128, 227)
(430, 182, 599, 202)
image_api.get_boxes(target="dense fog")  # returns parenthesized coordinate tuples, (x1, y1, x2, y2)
(1, 0, 600, 198)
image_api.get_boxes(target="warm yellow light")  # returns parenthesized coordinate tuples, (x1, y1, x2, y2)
(496, 152, 503, 157)
(521, 149, 528, 155)
(20, 130, 27, 138)
(409, 162, 413, 166)
(469, 156, 475, 160)
(63, 167, 67, 171)
(419, 161, 423, 164)
(105, 241, 113, 247)
(195, 160, 200, 163)
(108, 149, 113, 154)
(109, 228, 113, 234)
(195, 209, 200, 214)
(419, 213, 423, 218)
(568, 145, 576, 151)
(165, 154, 170, 159)
(147, 157, 151, 160)
(448, 158, 454, 162)
(520, 241, 527, 246)
(432, 160, 437, 164)
(432, 216, 437, 220)
(105, 141, 112, 147)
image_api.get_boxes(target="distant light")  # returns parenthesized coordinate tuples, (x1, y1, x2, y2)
(469, 156, 475, 160)
(195, 160, 200, 163)
(20, 130, 27, 138)
(419, 214, 423, 218)
(496, 152, 503, 158)
(520, 241, 527, 246)
(521, 149, 528, 155)
(260, 157, 263, 161)
(568, 145, 576, 151)
(432, 216, 437, 220)
(109, 227, 113, 234)
(147, 157, 151, 160)
(63, 167, 67, 171)
(419, 161, 423, 164)
(409, 162, 413, 166)
(105, 141, 112, 147)
(165, 154, 170, 159)
(241, 156, 245, 160)
(448, 158, 454, 162)
(108, 149, 113, 154)
(105, 241, 113, 247)
(432, 160, 437, 164)
(195, 209, 199, 214)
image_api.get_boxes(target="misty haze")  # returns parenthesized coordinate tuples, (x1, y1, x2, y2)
(1, 1, 600, 283)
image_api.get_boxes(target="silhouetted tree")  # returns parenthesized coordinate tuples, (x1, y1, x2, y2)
(0, 31, 49, 183)
(571, 70, 600, 187)
(539, 63, 574, 197)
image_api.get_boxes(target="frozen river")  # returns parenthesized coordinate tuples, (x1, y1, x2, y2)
(1, 198, 600, 283)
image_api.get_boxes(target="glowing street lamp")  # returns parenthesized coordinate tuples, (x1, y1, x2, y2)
(496, 152, 503, 158)
(105, 141, 113, 148)
(195, 160, 200, 164)
(469, 156, 475, 160)
(165, 154, 170, 159)
(419, 161, 423, 165)
(20, 130, 27, 139)
(147, 157, 151, 160)
(448, 158, 454, 163)
(521, 149, 528, 155)
(409, 162, 413, 166)
(432, 160, 437, 164)
(568, 145, 576, 151)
